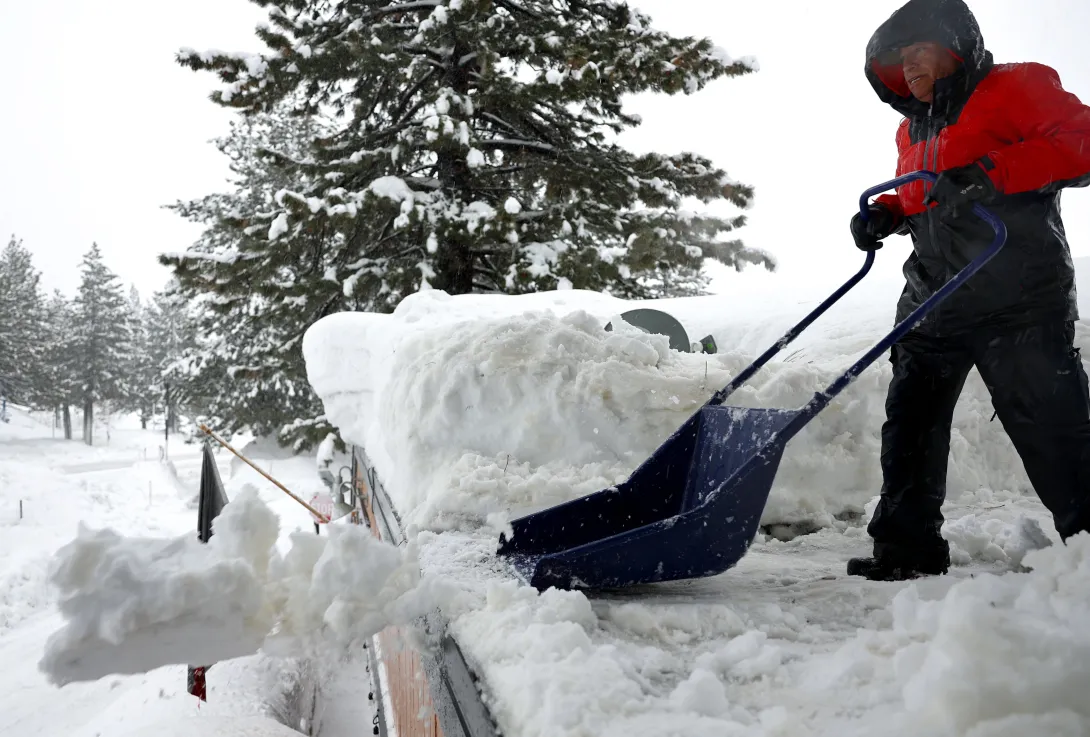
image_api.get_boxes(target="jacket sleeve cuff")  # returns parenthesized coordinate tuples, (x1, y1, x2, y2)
(873, 194, 904, 226)
(978, 155, 1004, 192)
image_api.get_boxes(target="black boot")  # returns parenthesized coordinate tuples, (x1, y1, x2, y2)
(847, 540, 950, 581)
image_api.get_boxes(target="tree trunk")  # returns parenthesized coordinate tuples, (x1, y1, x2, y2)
(62, 404, 72, 440)
(434, 41, 477, 295)
(83, 399, 94, 446)
(165, 382, 173, 435)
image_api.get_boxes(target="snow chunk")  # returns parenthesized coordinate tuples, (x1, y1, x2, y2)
(368, 176, 414, 203)
(466, 148, 485, 168)
(316, 432, 337, 471)
(670, 669, 730, 718)
(942, 513, 1052, 567)
(38, 491, 461, 685)
(39, 489, 277, 685)
(503, 196, 522, 215)
(268, 213, 289, 240)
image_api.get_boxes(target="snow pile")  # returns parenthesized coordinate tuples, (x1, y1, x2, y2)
(297, 265, 1090, 737)
(810, 533, 1090, 736)
(303, 282, 1062, 532)
(40, 490, 277, 684)
(39, 489, 458, 686)
(942, 512, 1052, 568)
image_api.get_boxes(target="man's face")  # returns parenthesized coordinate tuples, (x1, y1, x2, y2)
(899, 41, 959, 103)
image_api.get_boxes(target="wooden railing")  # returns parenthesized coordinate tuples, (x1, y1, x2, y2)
(352, 446, 499, 737)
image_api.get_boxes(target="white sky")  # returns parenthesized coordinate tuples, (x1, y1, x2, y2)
(4, 0, 1090, 298)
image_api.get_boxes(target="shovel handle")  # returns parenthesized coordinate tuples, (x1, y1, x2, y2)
(858, 170, 1007, 239)
(774, 172, 1008, 439)
(709, 170, 1006, 409)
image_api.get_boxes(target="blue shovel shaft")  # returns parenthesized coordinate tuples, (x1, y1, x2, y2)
(710, 171, 1007, 428)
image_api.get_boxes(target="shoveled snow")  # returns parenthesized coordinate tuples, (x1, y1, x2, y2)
(300, 255, 1090, 736)
(0, 410, 336, 737)
(39, 486, 460, 687)
(303, 258, 1065, 533)
(40, 489, 276, 685)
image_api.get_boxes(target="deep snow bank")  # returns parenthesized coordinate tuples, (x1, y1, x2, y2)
(303, 271, 1089, 531)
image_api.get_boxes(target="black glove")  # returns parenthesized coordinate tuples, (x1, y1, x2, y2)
(850, 204, 897, 252)
(923, 160, 997, 219)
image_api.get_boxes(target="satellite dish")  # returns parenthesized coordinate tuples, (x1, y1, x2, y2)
(605, 309, 693, 353)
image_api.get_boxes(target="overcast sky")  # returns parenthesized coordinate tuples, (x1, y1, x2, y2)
(4, 0, 1090, 298)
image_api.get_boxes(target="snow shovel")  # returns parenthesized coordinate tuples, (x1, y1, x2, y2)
(496, 171, 1008, 591)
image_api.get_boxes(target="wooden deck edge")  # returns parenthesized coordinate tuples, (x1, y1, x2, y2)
(352, 446, 500, 737)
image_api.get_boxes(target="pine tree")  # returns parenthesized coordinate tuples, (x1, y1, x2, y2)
(144, 284, 201, 434)
(163, 106, 338, 449)
(170, 2, 773, 450)
(39, 291, 79, 438)
(164, 282, 330, 449)
(70, 244, 133, 445)
(0, 236, 46, 405)
(123, 286, 163, 429)
(176, 0, 771, 306)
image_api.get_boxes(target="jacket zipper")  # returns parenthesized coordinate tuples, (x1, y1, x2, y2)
(924, 105, 943, 331)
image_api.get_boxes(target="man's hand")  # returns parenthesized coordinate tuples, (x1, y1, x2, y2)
(851, 204, 897, 251)
(924, 161, 997, 219)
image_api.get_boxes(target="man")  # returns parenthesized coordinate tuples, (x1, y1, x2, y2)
(848, 0, 1090, 580)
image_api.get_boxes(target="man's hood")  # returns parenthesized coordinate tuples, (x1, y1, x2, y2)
(866, 0, 993, 118)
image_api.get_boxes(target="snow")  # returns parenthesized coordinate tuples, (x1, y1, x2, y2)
(39, 487, 459, 687)
(0, 408, 373, 736)
(14, 253, 1090, 736)
(116, 716, 303, 737)
(809, 535, 1090, 735)
(368, 175, 415, 203)
(302, 260, 1041, 533)
(299, 255, 1090, 736)
(316, 432, 337, 470)
(40, 489, 276, 686)
(267, 212, 289, 240)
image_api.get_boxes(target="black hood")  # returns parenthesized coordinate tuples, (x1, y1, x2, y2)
(865, 0, 994, 119)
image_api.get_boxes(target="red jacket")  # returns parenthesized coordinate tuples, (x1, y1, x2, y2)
(865, 0, 1090, 334)
(875, 62, 1090, 220)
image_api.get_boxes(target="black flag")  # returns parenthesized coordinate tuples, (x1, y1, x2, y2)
(188, 442, 229, 701)
(196, 442, 228, 543)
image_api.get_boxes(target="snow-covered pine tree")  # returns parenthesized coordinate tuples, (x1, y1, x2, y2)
(168, 290, 329, 449)
(39, 290, 79, 438)
(70, 244, 133, 445)
(176, 0, 771, 310)
(145, 284, 201, 434)
(163, 109, 332, 449)
(122, 287, 160, 429)
(0, 236, 46, 405)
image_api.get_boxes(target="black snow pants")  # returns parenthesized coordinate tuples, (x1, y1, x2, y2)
(867, 319, 1090, 556)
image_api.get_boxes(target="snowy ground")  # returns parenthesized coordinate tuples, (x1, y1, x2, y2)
(0, 406, 371, 737)
(299, 253, 1090, 737)
(24, 253, 1090, 736)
